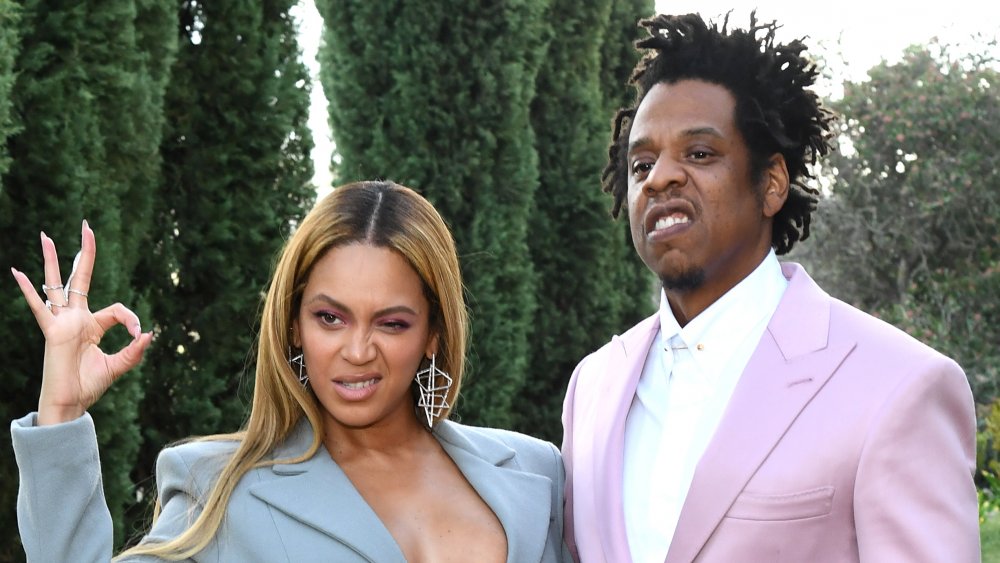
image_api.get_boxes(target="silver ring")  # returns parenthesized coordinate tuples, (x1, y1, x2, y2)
(42, 284, 64, 293)
(45, 300, 67, 311)
(67, 288, 88, 298)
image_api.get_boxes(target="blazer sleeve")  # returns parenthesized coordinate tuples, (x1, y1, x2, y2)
(12, 411, 122, 562)
(11, 412, 206, 562)
(543, 440, 574, 563)
(853, 355, 980, 562)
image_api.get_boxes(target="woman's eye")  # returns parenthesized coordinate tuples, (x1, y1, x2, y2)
(315, 312, 343, 325)
(689, 150, 713, 160)
(381, 320, 411, 331)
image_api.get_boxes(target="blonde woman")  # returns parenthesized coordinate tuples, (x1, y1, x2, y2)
(11, 181, 569, 562)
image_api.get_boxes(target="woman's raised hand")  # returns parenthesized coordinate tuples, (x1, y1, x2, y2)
(10, 220, 153, 425)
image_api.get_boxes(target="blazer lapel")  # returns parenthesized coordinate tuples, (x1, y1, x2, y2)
(666, 263, 856, 563)
(593, 316, 659, 563)
(433, 421, 552, 563)
(248, 421, 406, 563)
(249, 419, 556, 563)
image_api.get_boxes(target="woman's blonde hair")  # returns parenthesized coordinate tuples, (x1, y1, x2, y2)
(120, 181, 468, 559)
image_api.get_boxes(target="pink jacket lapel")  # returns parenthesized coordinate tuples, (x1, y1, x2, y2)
(593, 315, 659, 562)
(665, 263, 857, 563)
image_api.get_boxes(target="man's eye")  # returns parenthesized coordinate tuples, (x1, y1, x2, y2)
(631, 161, 653, 176)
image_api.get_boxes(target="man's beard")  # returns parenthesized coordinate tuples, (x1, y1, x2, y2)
(660, 268, 705, 293)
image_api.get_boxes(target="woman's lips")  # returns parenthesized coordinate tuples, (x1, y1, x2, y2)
(332, 377, 380, 401)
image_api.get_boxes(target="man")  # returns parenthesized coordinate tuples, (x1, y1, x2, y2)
(561, 12, 979, 563)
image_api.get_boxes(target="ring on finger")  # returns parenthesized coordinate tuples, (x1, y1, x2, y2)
(67, 288, 88, 298)
(42, 284, 64, 293)
(45, 300, 67, 311)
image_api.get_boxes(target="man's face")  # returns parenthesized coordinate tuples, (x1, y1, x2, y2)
(626, 79, 785, 319)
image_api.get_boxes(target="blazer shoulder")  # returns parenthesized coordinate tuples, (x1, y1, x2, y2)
(155, 437, 241, 499)
(573, 313, 658, 375)
(446, 422, 561, 476)
(829, 298, 960, 368)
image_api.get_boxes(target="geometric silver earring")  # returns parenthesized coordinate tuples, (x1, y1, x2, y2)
(287, 346, 309, 387)
(415, 353, 452, 427)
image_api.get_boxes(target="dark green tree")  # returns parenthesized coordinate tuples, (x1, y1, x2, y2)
(801, 40, 1000, 405)
(516, 0, 655, 442)
(317, 0, 551, 428)
(0, 1, 18, 178)
(0, 0, 177, 553)
(0, 4, 20, 557)
(600, 0, 658, 326)
(127, 0, 314, 542)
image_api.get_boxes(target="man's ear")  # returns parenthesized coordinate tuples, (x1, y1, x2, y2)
(762, 153, 790, 218)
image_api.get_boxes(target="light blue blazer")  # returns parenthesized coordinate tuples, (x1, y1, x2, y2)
(11, 412, 570, 562)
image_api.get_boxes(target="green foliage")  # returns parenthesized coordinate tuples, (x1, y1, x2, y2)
(0, 0, 176, 553)
(596, 0, 658, 326)
(981, 470, 1000, 522)
(0, 0, 19, 178)
(977, 399, 1000, 489)
(877, 264, 1000, 403)
(983, 511, 1000, 562)
(806, 40, 1000, 310)
(128, 0, 314, 543)
(599, 0, 659, 331)
(515, 0, 655, 442)
(318, 0, 551, 428)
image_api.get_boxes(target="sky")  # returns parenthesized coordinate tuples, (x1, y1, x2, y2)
(293, 0, 1000, 194)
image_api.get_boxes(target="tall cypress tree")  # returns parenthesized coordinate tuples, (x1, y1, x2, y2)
(128, 0, 314, 541)
(513, 0, 656, 442)
(601, 0, 657, 324)
(84, 1, 177, 546)
(317, 0, 551, 428)
(0, 4, 21, 559)
(0, 1, 18, 179)
(518, 0, 613, 441)
(0, 0, 176, 552)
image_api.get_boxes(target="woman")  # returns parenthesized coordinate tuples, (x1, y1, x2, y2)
(10, 181, 569, 562)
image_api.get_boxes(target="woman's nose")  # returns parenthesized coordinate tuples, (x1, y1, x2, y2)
(342, 329, 376, 364)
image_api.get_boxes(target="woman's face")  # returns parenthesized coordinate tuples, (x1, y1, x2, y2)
(293, 243, 436, 431)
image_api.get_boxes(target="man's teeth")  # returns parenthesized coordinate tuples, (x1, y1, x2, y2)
(341, 379, 377, 389)
(653, 215, 690, 231)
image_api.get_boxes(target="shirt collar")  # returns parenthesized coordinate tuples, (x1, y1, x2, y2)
(657, 249, 787, 356)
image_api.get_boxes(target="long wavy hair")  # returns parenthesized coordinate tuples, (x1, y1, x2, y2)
(120, 181, 468, 559)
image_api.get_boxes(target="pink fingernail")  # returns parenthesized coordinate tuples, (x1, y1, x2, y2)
(10, 267, 18, 277)
(82, 219, 89, 231)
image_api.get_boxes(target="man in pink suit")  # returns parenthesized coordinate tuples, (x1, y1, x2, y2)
(561, 12, 979, 563)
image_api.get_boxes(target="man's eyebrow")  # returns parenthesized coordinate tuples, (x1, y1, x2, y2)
(681, 126, 724, 138)
(627, 136, 654, 155)
(627, 127, 724, 155)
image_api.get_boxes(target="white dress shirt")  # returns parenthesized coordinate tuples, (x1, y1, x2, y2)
(623, 251, 788, 563)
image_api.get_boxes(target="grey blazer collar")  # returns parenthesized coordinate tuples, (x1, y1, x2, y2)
(248, 419, 551, 562)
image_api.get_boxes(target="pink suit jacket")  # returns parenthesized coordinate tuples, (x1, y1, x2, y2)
(562, 263, 979, 563)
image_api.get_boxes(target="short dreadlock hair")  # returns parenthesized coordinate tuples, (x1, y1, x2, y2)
(602, 12, 834, 254)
